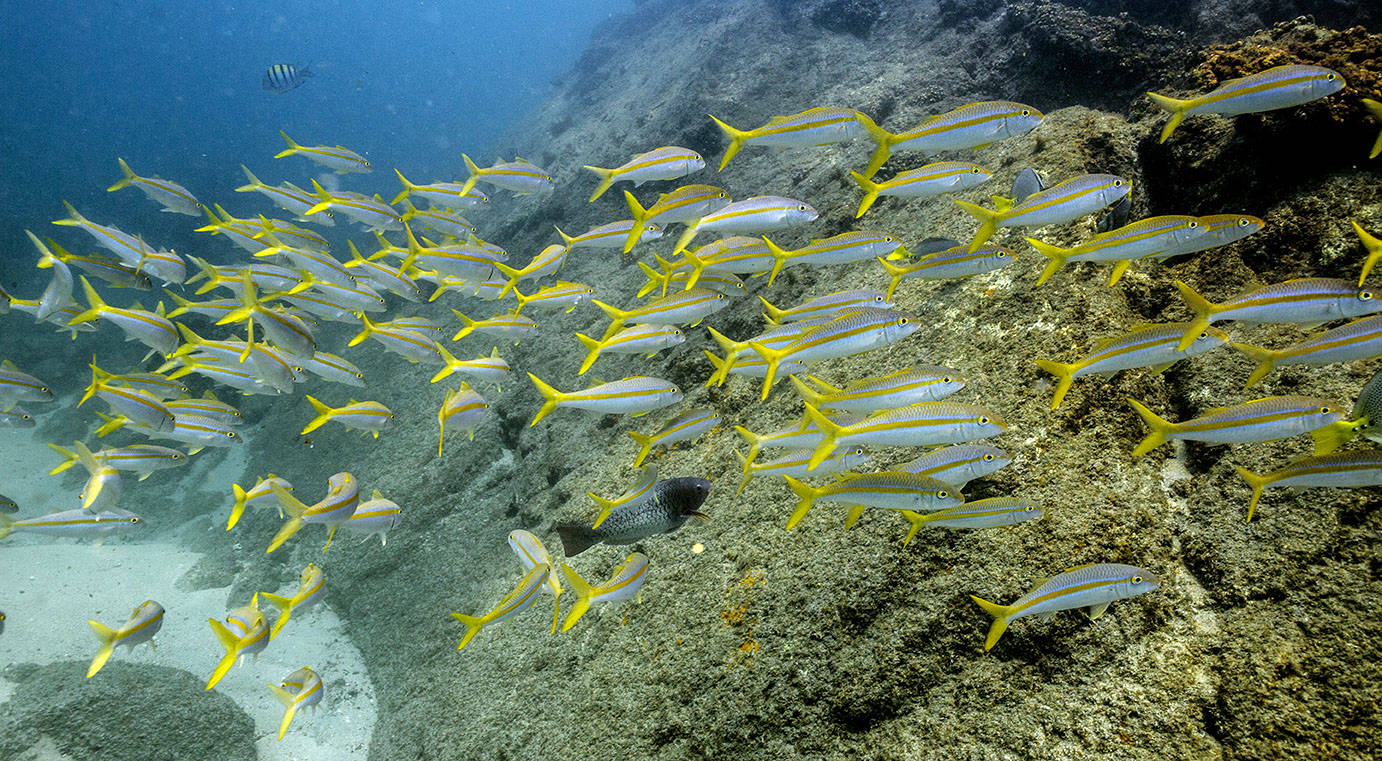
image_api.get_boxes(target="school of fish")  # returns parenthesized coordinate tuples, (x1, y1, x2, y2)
(0, 62, 1377, 718)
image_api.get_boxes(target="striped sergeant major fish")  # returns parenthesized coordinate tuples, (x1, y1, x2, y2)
(971, 563, 1160, 650)
(263, 63, 312, 93)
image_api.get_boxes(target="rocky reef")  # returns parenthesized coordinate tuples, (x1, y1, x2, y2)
(251, 2, 1379, 760)
(6, 1, 1378, 759)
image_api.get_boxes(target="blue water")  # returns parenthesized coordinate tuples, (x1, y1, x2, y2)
(0, 0, 630, 289)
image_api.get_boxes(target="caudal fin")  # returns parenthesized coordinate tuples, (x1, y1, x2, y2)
(1126, 398, 1176, 456)
(850, 171, 883, 218)
(1229, 342, 1284, 388)
(802, 402, 846, 470)
(708, 114, 749, 172)
(107, 158, 138, 192)
(1034, 359, 1082, 410)
(621, 191, 648, 253)
(300, 395, 335, 435)
(261, 591, 295, 641)
(527, 373, 564, 427)
(1353, 220, 1382, 287)
(969, 595, 1014, 651)
(274, 130, 302, 158)
(457, 154, 482, 199)
(855, 113, 896, 180)
(265, 483, 308, 554)
(583, 165, 617, 202)
(954, 199, 1001, 253)
(558, 564, 596, 632)
(1233, 465, 1271, 522)
(554, 523, 597, 557)
(628, 429, 655, 468)
(86, 620, 119, 678)
(783, 475, 823, 530)
(1026, 237, 1076, 286)
(267, 683, 300, 740)
(1173, 280, 1219, 351)
(205, 618, 242, 689)
(1146, 91, 1191, 144)
(448, 612, 485, 650)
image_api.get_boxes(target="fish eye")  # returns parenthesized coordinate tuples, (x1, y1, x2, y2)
(1021, 109, 1031, 116)
(1237, 218, 1249, 226)
(1326, 73, 1336, 80)
(1132, 575, 1143, 583)
(1023, 506, 1033, 511)
(898, 317, 909, 325)
(1113, 180, 1123, 186)
(1319, 406, 1332, 414)
(1199, 331, 1209, 339)
(983, 453, 995, 461)
(942, 377, 951, 383)
(1362, 291, 1374, 300)
(1188, 221, 1198, 228)
(979, 416, 990, 424)
(938, 490, 949, 499)
(797, 205, 808, 211)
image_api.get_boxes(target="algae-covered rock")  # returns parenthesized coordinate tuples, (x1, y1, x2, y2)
(0, 662, 256, 761)
(191, 2, 1379, 760)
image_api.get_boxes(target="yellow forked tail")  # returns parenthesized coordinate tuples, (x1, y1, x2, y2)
(458, 154, 482, 199)
(261, 591, 295, 641)
(527, 373, 565, 427)
(1173, 279, 1219, 351)
(267, 682, 300, 741)
(86, 620, 119, 678)
(705, 326, 746, 387)
(758, 295, 786, 325)
(802, 402, 845, 470)
(1146, 91, 1192, 144)
(1233, 466, 1271, 522)
(1027, 237, 1077, 286)
(747, 341, 788, 401)
(1034, 359, 1081, 410)
(628, 430, 656, 468)
(107, 157, 138, 192)
(274, 130, 302, 158)
(1126, 398, 1176, 457)
(855, 112, 896, 180)
(877, 256, 911, 301)
(558, 563, 596, 632)
(850, 171, 883, 218)
(583, 165, 617, 202)
(1353, 220, 1382, 287)
(265, 483, 308, 554)
(574, 333, 605, 376)
(205, 618, 242, 689)
(708, 114, 749, 172)
(300, 395, 336, 435)
(1229, 342, 1285, 388)
(969, 595, 1014, 651)
(954, 199, 1002, 253)
(1365, 98, 1382, 159)
(621, 191, 648, 253)
(449, 612, 486, 649)
(783, 475, 823, 530)
(762, 236, 794, 286)
(68, 276, 108, 325)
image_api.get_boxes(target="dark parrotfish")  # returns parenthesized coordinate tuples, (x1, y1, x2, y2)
(556, 477, 710, 556)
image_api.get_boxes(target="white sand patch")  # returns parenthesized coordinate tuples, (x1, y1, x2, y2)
(0, 419, 375, 759)
(0, 542, 376, 759)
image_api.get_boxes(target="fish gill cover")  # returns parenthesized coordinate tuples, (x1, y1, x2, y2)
(0, 1, 1381, 760)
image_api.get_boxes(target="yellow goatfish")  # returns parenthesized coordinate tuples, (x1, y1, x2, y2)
(87, 599, 164, 678)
